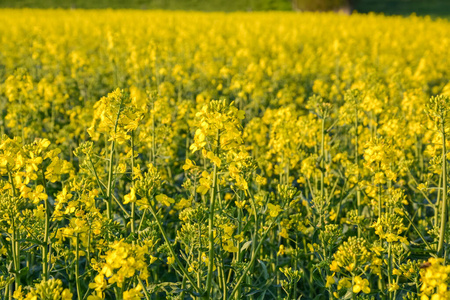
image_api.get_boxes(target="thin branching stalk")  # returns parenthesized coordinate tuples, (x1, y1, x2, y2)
(438, 119, 447, 256)
(130, 131, 136, 235)
(75, 233, 81, 300)
(138, 277, 151, 300)
(387, 242, 393, 299)
(147, 206, 202, 296)
(227, 221, 275, 300)
(235, 193, 243, 300)
(41, 168, 49, 280)
(355, 106, 362, 238)
(88, 156, 106, 195)
(206, 129, 220, 298)
(106, 100, 123, 220)
(8, 169, 20, 290)
(320, 116, 325, 199)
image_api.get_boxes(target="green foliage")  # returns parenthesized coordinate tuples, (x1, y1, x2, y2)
(0, 0, 293, 11)
(293, 0, 349, 11)
(0, 0, 449, 16)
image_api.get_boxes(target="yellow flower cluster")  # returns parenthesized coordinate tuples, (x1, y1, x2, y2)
(89, 240, 155, 299)
(15, 279, 72, 300)
(420, 258, 450, 300)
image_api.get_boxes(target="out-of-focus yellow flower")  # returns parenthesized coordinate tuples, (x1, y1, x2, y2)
(353, 276, 370, 294)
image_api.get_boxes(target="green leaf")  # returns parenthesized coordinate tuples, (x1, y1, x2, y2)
(258, 259, 269, 280)
(241, 240, 252, 252)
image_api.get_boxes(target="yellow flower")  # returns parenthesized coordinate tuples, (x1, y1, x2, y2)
(61, 289, 73, 300)
(338, 277, 351, 290)
(89, 275, 107, 292)
(101, 264, 113, 277)
(267, 203, 282, 218)
(206, 151, 221, 167)
(255, 174, 267, 185)
(235, 200, 246, 209)
(279, 227, 289, 239)
(417, 183, 427, 191)
(182, 158, 195, 171)
(155, 194, 175, 206)
(353, 276, 370, 294)
(234, 233, 244, 242)
(330, 260, 340, 272)
(123, 188, 136, 204)
(29, 185, 47, 204)
(392, 269, 402, 276)
(388, 282, 399, 292)
(123, 285, 142, 300)
(196, 171, 212, 195)
(13, 286, 24, 300)
(167, 256, 175, 265)
(150, 255, 158, 264)
(345, 263, 355, 272)
(325, 274, 336, 288)
(223, 240, 238, 253)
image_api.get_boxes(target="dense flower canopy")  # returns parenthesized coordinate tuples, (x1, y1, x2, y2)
(0, 9, 450, 300)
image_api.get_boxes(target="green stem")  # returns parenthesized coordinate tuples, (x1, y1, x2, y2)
(438, 120, 447, 256)
(8, 170, 20, 290)
(221, 254, 227, 300)
(137, 210, 146, 233)
(147, 206, 202, 296)
(435, 174, 442, 230)
(387, 242, 392, 298)
(41, 169, 49, 281)
(402, 208, 431, 250)
(378, 183, 382, 220)
(351, 275, 356, 300)
(180, 276, 187, 300)
(227, 221, 275, 300)
(11, 223, 19, 290)
(88, 156, 106, 196)
(206, 130, 220, 298)
(75, 233, 81, 300)
(131, 131, 136, 235)
(106, 100, 123, 220)
(197, 224, 202, 293)
(206, 162, 218, 297)
(355, 107, 362, 238)
(138, 277, 151, 300)
(320, 116, 325, 199)
(151, 99, 156, 165)
(235, 204, 242, 300)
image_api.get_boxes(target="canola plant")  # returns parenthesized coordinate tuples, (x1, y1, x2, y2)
(0, 9, 450, 300)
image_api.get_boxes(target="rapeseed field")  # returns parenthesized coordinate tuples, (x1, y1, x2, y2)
(1, 9, 450, 300)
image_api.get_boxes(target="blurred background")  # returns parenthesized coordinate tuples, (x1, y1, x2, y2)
(0, 0, 449, 17)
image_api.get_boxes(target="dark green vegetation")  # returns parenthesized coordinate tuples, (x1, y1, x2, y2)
(0, 0, 291, 11)
(355, 0, 450, 17)
(0, 0, 449, 16)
